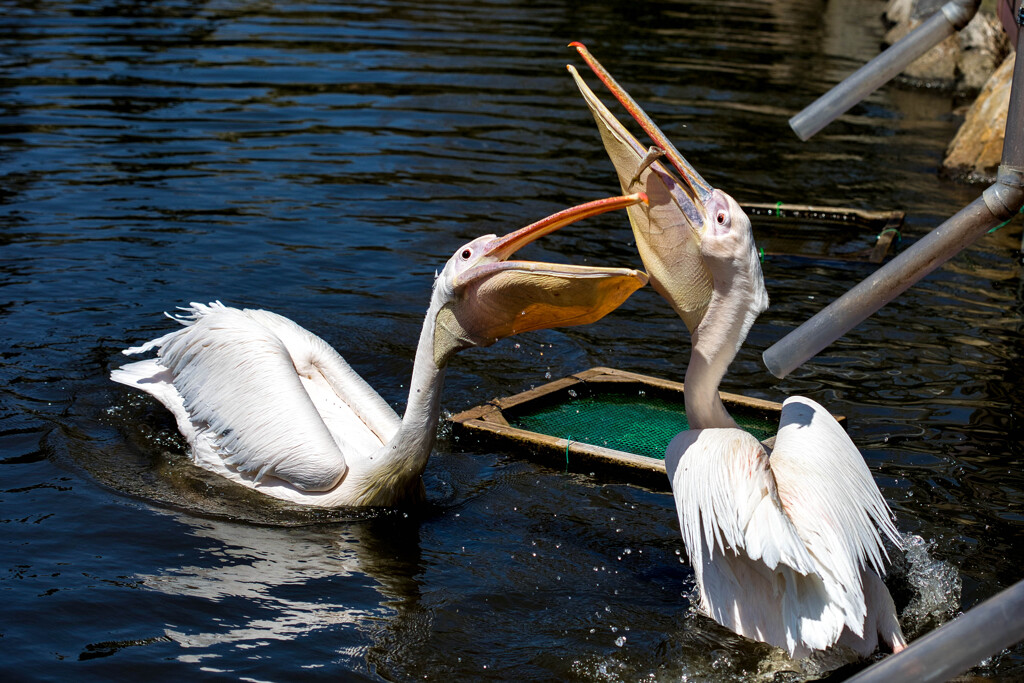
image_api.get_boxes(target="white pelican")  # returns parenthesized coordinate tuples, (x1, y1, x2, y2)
(570, 44, 907, 658)
(112, 194, 649, 507)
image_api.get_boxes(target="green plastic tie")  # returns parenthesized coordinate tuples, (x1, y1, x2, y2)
(565, 438, 571, 473)
(775, 200, 783, 217)
(988, 206, 1024, 234)
(877, 227, 902, 242)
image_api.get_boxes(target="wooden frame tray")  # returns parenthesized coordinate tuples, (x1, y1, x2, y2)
(741, 202, 903, 263)
(448, 367, 844, 490)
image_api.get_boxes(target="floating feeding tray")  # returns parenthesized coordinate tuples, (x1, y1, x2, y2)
(740, 202, 903, 263)
(448, 367, 845, 490)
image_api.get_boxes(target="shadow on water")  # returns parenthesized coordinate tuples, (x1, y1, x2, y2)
(1, 0, 1022, 680)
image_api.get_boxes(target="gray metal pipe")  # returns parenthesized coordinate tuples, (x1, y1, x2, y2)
(789, 0, 980, 141)
(1002, 3, 1024, 169)
(845, 578, 1024, 683)
(761, 193, 1011, 378)
(764, 5, 1024, 379)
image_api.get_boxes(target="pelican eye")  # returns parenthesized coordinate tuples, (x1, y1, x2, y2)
(716, 210, 727, 225)
(460, 249, 472, 259)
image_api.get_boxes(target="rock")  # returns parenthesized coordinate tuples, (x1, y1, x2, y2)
(884, 0, 947, 26)
(942, 51, 1015, 182)
(958, 9, 1014, 90)
(884, 0, 915, 26)
(882, 0, 1011, 91)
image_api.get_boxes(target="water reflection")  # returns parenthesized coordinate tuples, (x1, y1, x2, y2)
(137, 511, 423, 665)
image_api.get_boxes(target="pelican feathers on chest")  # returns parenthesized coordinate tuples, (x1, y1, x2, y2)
(570, 44, 907, 659)
(112, 194, 648, 508)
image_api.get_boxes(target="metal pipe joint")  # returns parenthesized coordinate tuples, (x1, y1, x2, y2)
(941, 0, 982, 31)
(983, 166, 1024, 220)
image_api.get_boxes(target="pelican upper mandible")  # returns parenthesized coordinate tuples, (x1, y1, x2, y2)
(570, 44, 907, 659)
(112, 194, 649, 508)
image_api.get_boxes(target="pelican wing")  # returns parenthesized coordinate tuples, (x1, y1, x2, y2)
(116, 303, 399, 492)
(769, 395, 902, 594)
(666, 428, 850, 656)
(666, 429, 814, 575)
(568, 65, 712, 332)
(770, 401, 901, 581)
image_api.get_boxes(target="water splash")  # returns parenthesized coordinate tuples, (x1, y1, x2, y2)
(893, 533, 963, 637)
(651, 532, 964, 680)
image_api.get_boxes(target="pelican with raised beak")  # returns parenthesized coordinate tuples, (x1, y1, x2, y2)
(570, 44, 906, 659)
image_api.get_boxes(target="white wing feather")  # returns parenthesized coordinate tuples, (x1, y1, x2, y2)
(112, 302, 400, 492)
(667, 429, 815, 575)
(772, 396, 901, 571)
(769, 396, 902, 635)
(666, 428, 843, 656)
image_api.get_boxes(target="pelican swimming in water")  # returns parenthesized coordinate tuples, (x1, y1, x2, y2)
(570, 44, 906, 658)
(112, 194, 649, 507)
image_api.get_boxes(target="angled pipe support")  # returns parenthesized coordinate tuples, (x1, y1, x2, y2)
(789, 0, 981, 141)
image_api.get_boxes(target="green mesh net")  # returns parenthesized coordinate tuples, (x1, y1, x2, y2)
(508, 390, 776, 460)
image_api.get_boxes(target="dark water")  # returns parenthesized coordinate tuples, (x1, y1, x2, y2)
(2, 0, 1021, 680)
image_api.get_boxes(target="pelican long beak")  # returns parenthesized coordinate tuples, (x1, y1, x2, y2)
(568, 43, 714, 332)
(449, 194, 650, 345)
(458, 193, 649, 282)
(570, 42, 715, 228)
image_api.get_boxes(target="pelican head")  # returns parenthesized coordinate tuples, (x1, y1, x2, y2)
(696, 190, 769, 319)
(431, 193, 650, 365)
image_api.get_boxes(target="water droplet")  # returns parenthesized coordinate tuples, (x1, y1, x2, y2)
(615, 636, 626, 647)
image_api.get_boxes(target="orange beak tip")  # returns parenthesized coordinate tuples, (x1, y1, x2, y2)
(637, 192, 649, 206)
(568, 41, 585, 49)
